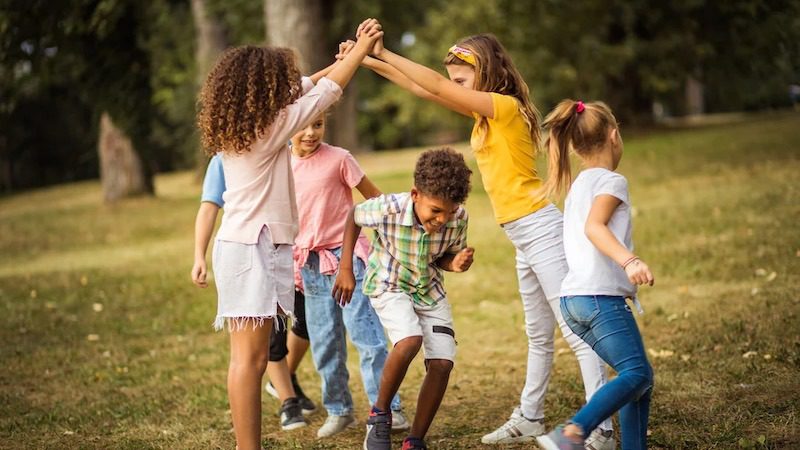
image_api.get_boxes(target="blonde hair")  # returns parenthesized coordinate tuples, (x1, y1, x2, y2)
(541, 100, 618, 198)
(198, 46, 303, 155)
(443, 34, 540, 151)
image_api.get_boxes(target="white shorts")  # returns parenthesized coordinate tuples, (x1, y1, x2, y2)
(212, 227, 294, 331)
(369, 291, 456, 362)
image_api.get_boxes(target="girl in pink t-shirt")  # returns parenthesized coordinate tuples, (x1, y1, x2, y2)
(195, 21, 382, 450)
(290, 112, 408, 437)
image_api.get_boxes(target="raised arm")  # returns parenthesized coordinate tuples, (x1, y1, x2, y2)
(325, 19, 383, 90)
(362, 56, 473, 117)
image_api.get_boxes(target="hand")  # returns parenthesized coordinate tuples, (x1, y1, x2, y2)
(336, 40, 356, 60)
(332, 268, 356, 306)
(191, 259, 208, 288)
(355, 18, 383, 54)
(451, 247, 475, 272)
(624, 259, 654, 286)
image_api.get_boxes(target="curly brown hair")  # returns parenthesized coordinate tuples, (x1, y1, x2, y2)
(413, 147, 472, 204)
(197, 46, 303, 155)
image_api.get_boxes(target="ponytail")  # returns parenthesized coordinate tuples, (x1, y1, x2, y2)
(541, 99, 618, 198)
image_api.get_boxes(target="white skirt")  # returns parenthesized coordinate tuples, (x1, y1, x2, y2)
(212, 227, 295, 331)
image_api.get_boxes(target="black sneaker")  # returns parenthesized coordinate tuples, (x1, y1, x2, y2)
(291, 373, 317, 415)
(279, 397, 307, 431)
(364, 409, 392, 450)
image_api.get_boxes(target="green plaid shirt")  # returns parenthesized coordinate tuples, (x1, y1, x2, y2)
(354, 192, 469, 306)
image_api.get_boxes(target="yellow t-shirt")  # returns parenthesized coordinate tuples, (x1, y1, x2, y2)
(470, 92, 550, 224)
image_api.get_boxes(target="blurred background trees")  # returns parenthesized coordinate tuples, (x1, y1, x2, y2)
(1, 0, 798, 197)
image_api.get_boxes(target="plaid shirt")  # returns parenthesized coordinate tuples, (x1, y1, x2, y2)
(354, 192, 469, 306)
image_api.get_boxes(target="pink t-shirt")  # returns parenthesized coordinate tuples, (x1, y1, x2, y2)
(215, 77, 342, 245)
(292, 143, 371, 275)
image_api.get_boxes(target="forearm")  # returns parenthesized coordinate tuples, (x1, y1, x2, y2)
(309, 60, 338, 84)
(585, 222, 635, 267)
(194, 204, 218, 261)
(363, 56, 427, 96)
(378, 49, 449, 96)
(435, 253, 456, 272)
(326, 39, 372, 89)
(339, 207, 362, 270)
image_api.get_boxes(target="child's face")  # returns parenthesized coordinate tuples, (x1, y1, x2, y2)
(446, 64, 476, 91)
(411, 188, 460, 234)
(291, 114, 326, 156)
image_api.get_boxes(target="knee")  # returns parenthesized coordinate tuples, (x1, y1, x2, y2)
(394, 336, 422, 360)
(425, 359, 453, 377)
(230, 350, 270, 374)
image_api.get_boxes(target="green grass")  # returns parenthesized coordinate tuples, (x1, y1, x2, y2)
(1, 112, 799, 449)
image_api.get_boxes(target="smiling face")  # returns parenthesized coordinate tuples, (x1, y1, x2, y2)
(290, 114, 325, 157)
(445, 64, 476, 91)
(411, 188, 460, 234)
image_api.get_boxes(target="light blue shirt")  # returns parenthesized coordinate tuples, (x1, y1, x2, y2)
(201, 154, 226, 207)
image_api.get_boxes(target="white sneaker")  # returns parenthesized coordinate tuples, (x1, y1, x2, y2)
(391, 409, 411, 432)
(480, 407, 545, 444)
(316, 414, 356, 438)
(584, 428, 615, 450)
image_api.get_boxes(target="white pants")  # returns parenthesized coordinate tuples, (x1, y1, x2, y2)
(503, 204, 612, 431)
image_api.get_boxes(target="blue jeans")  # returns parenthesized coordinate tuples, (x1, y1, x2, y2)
(561, 296, 653, 450)
(301, 248, 401, 416)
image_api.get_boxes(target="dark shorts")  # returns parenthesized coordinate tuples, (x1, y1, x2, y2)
(269, 290, 309, 361)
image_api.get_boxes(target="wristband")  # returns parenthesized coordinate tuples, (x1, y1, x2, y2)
(622, 256, 640, 269)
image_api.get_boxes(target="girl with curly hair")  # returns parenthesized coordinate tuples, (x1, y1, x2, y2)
(196, 19, 382, 450)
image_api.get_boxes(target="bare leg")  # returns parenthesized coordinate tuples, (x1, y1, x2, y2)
(409, 359, 453, 438)
(266, 358, 296, 401)
(228, 319, 272, 450)
(286, 331, 310, 375)
(374, 336, 422, 411)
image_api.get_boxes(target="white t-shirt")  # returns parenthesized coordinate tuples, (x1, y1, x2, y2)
(561, 168, 636, 298)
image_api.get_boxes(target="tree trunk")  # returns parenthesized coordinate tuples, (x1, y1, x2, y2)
(263, 0, 360, 150)
(192, 0, 227, 175)
(98, 112, 152, 202)
(685, 74, 705, 116)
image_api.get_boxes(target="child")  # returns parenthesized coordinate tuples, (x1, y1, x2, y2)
(195, 20, 382, 450)
(290, 112, 408, 437)
(333, 148, 475, 450)
(355, 27, 614, 447)
(191, 154, 316, 431)
(536, 100, 654, 450)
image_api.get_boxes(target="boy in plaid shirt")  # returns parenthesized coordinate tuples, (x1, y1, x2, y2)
(333, 148, 474, 450)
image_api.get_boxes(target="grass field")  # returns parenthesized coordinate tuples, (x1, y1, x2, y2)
(1, 112, 799, 449)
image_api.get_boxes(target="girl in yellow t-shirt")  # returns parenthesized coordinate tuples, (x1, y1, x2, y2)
(351, 25, 615, 449)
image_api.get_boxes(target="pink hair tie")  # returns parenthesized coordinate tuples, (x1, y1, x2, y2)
(575, 101, 585, 113)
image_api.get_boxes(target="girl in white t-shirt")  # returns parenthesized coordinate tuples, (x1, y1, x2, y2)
(536, 100, 655, 450)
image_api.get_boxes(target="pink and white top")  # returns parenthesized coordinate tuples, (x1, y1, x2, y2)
(216, 77, 343, 245)
(292, 143, 371, 276)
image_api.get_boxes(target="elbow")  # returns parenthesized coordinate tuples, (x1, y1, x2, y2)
(584, 222, 600, 241)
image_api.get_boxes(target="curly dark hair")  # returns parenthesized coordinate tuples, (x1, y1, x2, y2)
(414, 147, 472, 204)
(197, 45, 303, 155)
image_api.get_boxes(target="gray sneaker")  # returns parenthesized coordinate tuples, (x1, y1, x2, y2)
(535, 425, 584, 450)
(290, 374, 317, 415)
(584, 428, 615, 450)
(481, 407, 545, 444)
(391, 408, 410, 433)
(363, 410, 392, 450)
(317, 414, 356, 438)
(279, 397, 307, 431)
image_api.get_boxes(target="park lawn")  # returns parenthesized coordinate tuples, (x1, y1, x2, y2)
(0, 112, 798, 449)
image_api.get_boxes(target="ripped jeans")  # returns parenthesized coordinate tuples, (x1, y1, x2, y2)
(561, 295, 653, 450)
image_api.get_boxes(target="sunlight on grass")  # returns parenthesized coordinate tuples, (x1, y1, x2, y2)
(1, 113, 798, 449)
